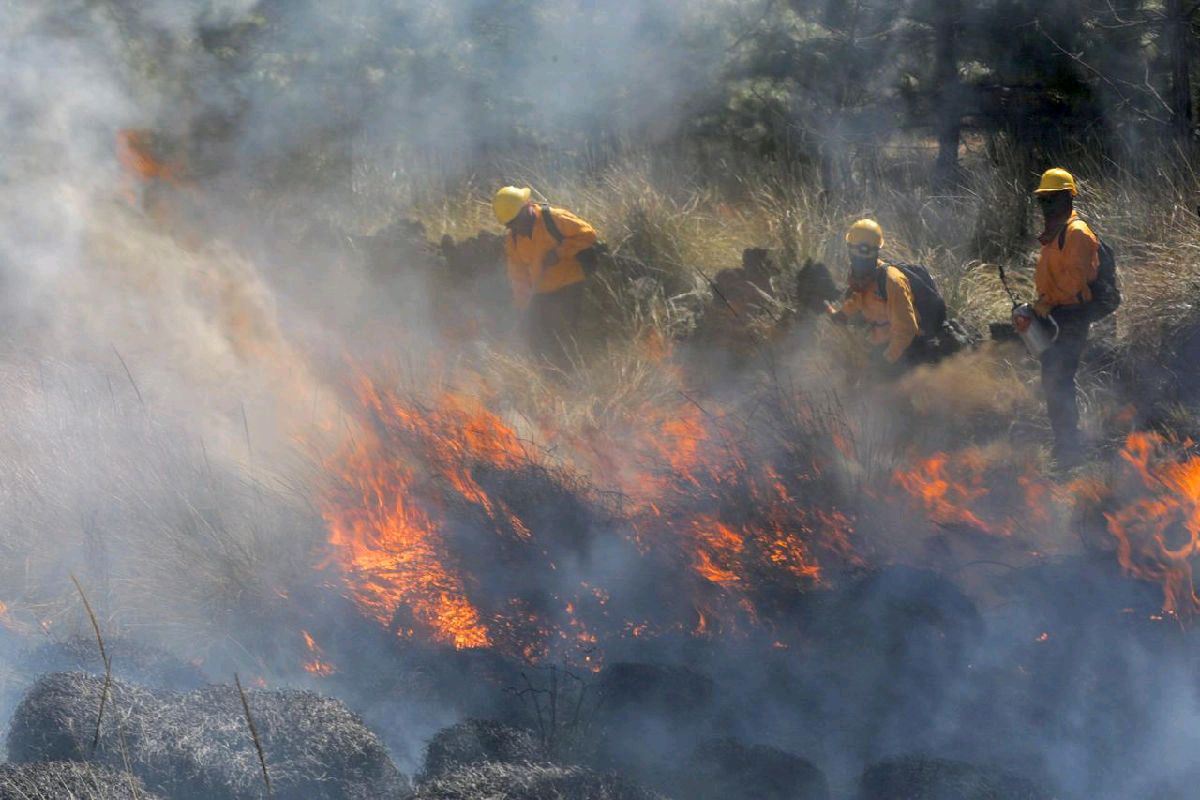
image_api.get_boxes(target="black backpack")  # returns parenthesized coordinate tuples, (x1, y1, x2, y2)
(1058, 220, 1120, 322)
(876, 262, 947, 338)
(539, 203, 606, 276)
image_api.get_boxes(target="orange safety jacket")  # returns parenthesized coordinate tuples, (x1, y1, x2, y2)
(505, 205, 597, 309)
(1036, 212, 1099, 310)
(838, 264, 921, 363)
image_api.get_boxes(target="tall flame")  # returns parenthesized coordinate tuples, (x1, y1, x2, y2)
(320, 379, 508, 649)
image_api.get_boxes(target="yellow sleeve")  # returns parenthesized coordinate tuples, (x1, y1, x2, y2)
(884, 268, 920, 363)
(1063, 222, 1100, 297)
(548, 208, 598, 263)
(505, 236, 533, 309)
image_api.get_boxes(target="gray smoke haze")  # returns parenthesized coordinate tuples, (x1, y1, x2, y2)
(1, 1, 1200, 798)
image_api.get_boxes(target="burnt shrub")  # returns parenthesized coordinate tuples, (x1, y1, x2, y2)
(8, 672, 408, 800)
(680, 738, 829, 800)
(420, 718, 541, 781)
(0, 762, 160, 800)
(858, 755, 1050, 800)
(411, 761, 665, 800)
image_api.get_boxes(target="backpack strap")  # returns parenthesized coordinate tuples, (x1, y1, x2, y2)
(1057, 217, 1092, 249)
(875, 266, 889, 300)
(540, 204, 565, 245)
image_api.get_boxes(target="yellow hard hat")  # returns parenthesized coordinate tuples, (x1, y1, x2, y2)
(1034, 168, 1077, 196)
(493, 186, 532, 225)
(845, 218, 884, 250)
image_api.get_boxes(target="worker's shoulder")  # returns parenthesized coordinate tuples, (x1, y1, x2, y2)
(1066, 215, 1099, 242)
(882, 263, 912, 286)
(547, 205, 593, 228)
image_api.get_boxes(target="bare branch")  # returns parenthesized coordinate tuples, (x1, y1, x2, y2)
(70, 574, 112, 758)
(234, 674, 273, 799)
(1032, 20, 1173, 125)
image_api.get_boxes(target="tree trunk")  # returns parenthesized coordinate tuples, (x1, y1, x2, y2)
(1165, 0, 1195, 141)
(933, 0, 964, 181)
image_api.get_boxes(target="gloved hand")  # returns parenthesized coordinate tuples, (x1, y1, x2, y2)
(541, 249, 560, 270)
(1033, 299, 1053, 318)
(824, 300, 848, 325)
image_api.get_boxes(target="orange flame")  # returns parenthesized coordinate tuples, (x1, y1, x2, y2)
(300, 630, 336, 677)
(320, 363, 860, 658)
(320, 379, 507, 650)
(894, 451, 1004, 534)
(1104, 432, 1200, 619)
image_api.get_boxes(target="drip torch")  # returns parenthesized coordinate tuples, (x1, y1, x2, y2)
(998, 265, 1058, 357)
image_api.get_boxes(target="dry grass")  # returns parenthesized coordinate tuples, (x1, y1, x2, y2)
(0, 357, 325, 669)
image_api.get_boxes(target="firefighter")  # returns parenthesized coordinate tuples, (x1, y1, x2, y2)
(493, 186, 599, 364)
(1030, 167, 1099, 467)
(826, 219, 943, 372)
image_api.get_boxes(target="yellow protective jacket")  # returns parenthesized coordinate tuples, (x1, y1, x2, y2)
(838, 264, 921, 363)
(1036, 212, 1099, 310)
(505, 205, 597, 309)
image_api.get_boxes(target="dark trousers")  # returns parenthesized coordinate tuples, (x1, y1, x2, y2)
(526, 282, 585, 366)
(1039, 309, 1090, 454)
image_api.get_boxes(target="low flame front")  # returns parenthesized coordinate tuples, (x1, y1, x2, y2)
(318, 369, 862, 660)
(318, 363, 1200, 664)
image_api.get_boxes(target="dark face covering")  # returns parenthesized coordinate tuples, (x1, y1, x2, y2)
(1037, 191, 1073, 244)
(848, 255, 878, 291)
(507, 205, 535, 237)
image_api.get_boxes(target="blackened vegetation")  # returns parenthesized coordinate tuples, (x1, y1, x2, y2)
(0, 762, 160, 800)
(680, 739, 830, 800)
(792, 260, 840, 317)
(590, 662, 716, 773)
(397, 561, 1177, 799)
(409, 761, 666, 800)
(8, 672, 408, 800)
(858, 756, 1049, 800)
(418, 719, 541, 782)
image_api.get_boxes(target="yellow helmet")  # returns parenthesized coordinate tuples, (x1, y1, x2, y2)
(1034, 168, 1077, 196)
(493, 186, 532, 225)
(845, 218, 884, 251)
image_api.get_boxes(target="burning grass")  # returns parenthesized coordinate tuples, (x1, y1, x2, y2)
(2, 130, 1200, 800)
(314, 352, 870, 665)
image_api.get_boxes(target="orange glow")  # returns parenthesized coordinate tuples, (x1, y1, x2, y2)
(1104, 432, 1200, 619)
(320, 361, 861, 659)
(894, 451, 1000, 534)
(320, 379, 511, 650)
(300, 630, 336, 677)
